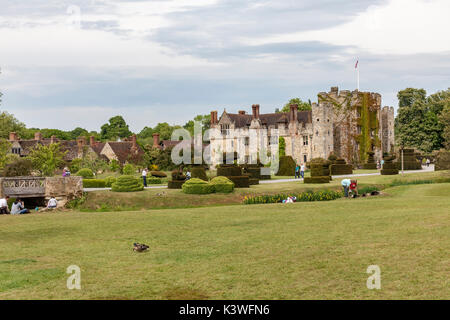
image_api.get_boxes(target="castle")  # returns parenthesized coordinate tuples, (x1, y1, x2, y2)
(209, 87, 395, 166)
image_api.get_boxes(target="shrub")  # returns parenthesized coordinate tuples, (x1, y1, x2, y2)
(381, 154, 398, 175)
(150, 171, 167, 178)
(435, 149, 450, 171)
(2, 158, 33, 177)
(191, 167, 208, 181)
(147, 177, 162, 184)
(171, 170, 186, 181)
(168, 180, 185, 189)
(109, 159, 120, 172)
(363, 151, 377, 169)
(228, 176, 250, 188)
(111, 175, 144, 192)
(330, 158, 353, 175)
(217, 165, 242, 177)
(210, 176, 234, 193)
(276, 156, 296, 176)
(182, 178, 214, 194)
(304, 176, 331, 183)
(76, 168, 94, 179)
(83, 179, 106, 188)
(243, 190, 342, 205)
(122, 164, 135, 175)
(396, 149, 422, 170)
(104, 176, 117, 187)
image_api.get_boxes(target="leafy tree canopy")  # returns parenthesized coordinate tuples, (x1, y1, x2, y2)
(100, 115, 132, 140)
(28, 143, 67, 176)
(278, 98, 311, 113)
(0, 111, 27, 139)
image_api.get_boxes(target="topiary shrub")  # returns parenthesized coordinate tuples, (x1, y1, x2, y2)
(330, 158, 353, 175)
(305, 159, 331, 184)
(362, 152, 377, 169)
(276, 156, 296, 176)
(396, 149, 422, 170)
(191, 166, 208, 181)
(210, 176, 234, 193)
(2, 158, 33, 177)
(217, 165, 242, 177)
(182, 178, 214, 194)
(76, 168, 94, 179)
(381, 154, 399, 175)
(171, 170, 186, 180)
(104, 176, 117, 187)
(83, 179, 106, 188)
(227, 175, 250, 188)
(122, 164, 135, 175)
(435, 149, 450, 171)
(304, 176, 331, 183)
(168, 180, 185, 189)
(111, 175, 144, 192)
(150, 171, 167, 178)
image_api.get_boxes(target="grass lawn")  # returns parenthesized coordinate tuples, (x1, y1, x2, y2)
(0, 181, 449, 299)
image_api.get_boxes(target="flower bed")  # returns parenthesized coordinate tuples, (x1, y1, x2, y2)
(243, 190, 343, 205)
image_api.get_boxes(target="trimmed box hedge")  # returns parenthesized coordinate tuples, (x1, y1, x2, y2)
(150, 171, 167, 178)
(83, 179, 106, 188)
(104, 176, 117, 187)
(147, 177, 162, 184)
(111, 175, 144, 192)
(182, 178, 214, 194)
(276, 156, 296, 176)
(168, 180, 185, 189)
(227, 176, 250, 188)
(191, 167, 208, 181)
(76, 168, 94, 179)
(217, 165, 242, 177)
(435, 150, 450, 171)
(304, 176, 331, 184)
(210, 176, 234, 193)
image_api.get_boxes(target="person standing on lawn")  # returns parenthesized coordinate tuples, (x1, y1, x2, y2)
(300, 163, 305, 179)
(341, 179, 351, 197)
(295, 164, 300, 179)
(142, 168, 148, 187)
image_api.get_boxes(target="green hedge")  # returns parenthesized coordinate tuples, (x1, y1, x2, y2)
(435, 150, 450, 170)
(76, 168, 94, 179)
(380, 168, 399, 175)
(245, 167, 261, 179)
(111, 175, 144, 192)
(150, 171, 167, 177)
(243, 190, 342, 204)
(330, 164, 353, 175)
(104, 176, 117, 187)
(82, 179, 106, 188)
(191, 167, 208, 181)
(168, 180, 185, 189)
(210, 176, 234, 193)
(227, 176, 250, 188)
(276, 156, 296, 176)
(171, 170, 186, 180)
(147, 177, 162, 184)
(362, 163, 377, 169)
(217, 165, 242, 177)
(182, 178, 214, 194)
(304, 176, 331, 184)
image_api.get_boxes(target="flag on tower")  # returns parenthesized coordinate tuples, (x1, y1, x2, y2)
(355, 59, 359, 69)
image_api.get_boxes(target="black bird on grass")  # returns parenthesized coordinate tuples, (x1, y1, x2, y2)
(133, 243, 149, 252)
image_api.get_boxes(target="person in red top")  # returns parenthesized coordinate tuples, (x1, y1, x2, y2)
(349, 180, 358, 196)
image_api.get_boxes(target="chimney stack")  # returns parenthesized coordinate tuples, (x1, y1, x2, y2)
(131, 134, 137, 150)
(77, 137, 86, 148)
(50, 135, 57, 144)
(210, 111, 218, 125)
(34, 132, 43, 141)
(238, 110, 246, 115)
(252, 104, 260, 119)
(152, 133, 160, 148)
(289, 104, 298, 122)
(9, 132, 18, 141)
(90, 136, 96, 146)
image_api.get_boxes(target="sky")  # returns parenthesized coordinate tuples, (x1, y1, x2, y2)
(0, 0, 449, 133)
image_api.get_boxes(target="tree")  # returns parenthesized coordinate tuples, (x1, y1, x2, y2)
(395, 88, 445, 153)
(278, 98, 311, 113)
(100, 116, 132, 140)
(0, 111, 27, 139)
(440, 104, 450, 149)
(279, 137, 286, 157)
(28, 143, 67, 176)
(183, 114, 211, 136)
(138, 122, 182, 146)
(2, 158, 33, 177)
(0, 139, 11, 170)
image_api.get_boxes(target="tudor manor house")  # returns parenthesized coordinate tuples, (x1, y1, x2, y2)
(209, 87, 395, 166)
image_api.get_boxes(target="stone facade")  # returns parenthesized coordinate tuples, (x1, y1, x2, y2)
(210, 87, 395, 166)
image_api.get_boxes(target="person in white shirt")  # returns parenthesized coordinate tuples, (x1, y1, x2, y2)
(300, 164, 305, 179)
(186, 170, 191, 180)
(11, 199, 29, 215)
(0, 196, 10, 214)
(47, 197, 58, 209)
(142, 168, 148, 187)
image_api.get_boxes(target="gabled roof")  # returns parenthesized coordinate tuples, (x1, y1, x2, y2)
(107, 141, 144, 163)
(220, 110, 311, 128)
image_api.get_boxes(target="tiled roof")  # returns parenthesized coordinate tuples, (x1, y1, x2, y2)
(222, 110, 311, 128)
(91, 142, 105, 155)
(107, 141, 144, 163)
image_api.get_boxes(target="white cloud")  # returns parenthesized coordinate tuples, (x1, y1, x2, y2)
(243, 0, 450, 55)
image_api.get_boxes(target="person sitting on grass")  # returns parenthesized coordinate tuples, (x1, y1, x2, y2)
(47, 196, 58, 209)
(10, 199, 30, 215)
(0, 196, 10, 214)
(185, 170, 191, 180)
